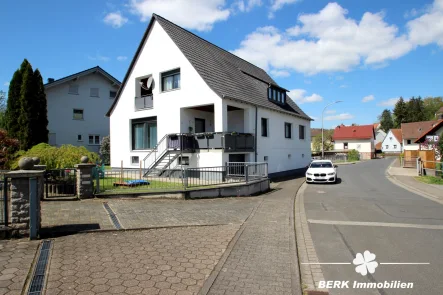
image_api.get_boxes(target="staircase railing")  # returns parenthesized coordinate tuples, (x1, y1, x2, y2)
(143, 134, 170, 171)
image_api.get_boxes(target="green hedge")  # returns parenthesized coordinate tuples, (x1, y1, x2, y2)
(348, 149, 360, 162)
(11, 143, 99, 170)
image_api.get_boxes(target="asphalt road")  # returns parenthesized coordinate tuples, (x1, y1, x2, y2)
(303, 158, 443, 295)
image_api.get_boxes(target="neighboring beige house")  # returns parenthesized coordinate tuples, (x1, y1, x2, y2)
(401, 120, 438, 150)
(332, 124, 375, 159)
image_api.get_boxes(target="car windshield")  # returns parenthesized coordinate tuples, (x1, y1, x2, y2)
(310, 162, 333, 168)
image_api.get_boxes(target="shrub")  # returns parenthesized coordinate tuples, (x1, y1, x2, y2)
(0, 129, 19, 169)
(11, 143, 99, 170)
(348, 149, 360, 162)
(99, 136, 110, 165)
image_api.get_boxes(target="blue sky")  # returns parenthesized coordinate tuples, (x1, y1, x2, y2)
(1, 0, 443, 128)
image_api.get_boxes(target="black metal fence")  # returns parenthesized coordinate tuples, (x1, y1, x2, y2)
(94, 162, 268, 194)
(44, 169, 77, 198)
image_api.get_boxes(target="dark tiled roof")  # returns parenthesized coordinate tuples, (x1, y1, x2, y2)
(401, 120, 438, 139)
(414, 120, 443, 143)
(106, 14, 311, 120)
(45, 66, 121, 89)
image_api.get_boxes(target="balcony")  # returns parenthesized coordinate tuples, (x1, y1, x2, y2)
(166, 132, 254, 152)
(135, 95, 153, 110)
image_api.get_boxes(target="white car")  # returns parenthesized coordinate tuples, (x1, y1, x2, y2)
(306, 160, 338, 184)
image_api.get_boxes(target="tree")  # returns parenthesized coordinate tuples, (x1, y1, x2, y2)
(406, 96, 426, 122)
(423, 96, 443, 120)
(99, 136, 110, 164)
(379, 109, 394, 132)
(0, 91, 6, 129)
(312, 130, 333, 152)
(5, 64, 24, 139)
(393, 97, 408, 127)
(5, 59, 48, 150)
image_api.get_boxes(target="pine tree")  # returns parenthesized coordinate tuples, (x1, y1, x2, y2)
(5, 67, 23, 139)
(32, 69, 49, 145)
(18, 61, 34, 150)
(407, 97, 426, 122)
(379, 109, 394, 133)
(393, 97, 407, 127)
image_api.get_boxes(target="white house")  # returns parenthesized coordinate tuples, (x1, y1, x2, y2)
(106, 14, 312, 177)
(332, 124, 375, 159)
(401, 120, 438, 150)
(45, 67, 121, 152)
(381, 129, 402, 153)
(373, 123, 386, 148)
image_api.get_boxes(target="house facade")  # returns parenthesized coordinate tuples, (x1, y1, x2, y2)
(374, 123, 386, 148)
(401, 120, 438, 150)
(381, 129, 402, 153)
(414, 120, 443, 159)
(332, 124, 375, 159)
(45, 67, 121, 152)
(106, 14, 312, 177)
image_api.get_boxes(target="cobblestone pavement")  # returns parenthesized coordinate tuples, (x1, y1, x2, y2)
(42, 197, 260, 231)
(0, 239, 40, 295)
(45, 225, 239, 295)
(205, 178, 303, 295)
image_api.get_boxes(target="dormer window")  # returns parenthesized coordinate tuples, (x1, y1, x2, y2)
(268, 86, 286, 104)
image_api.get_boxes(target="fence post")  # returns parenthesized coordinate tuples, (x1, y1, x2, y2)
(184, 168, 188, 189)
(3, 177, 7, 227)
(265, 163, 268, 178)
(96, 167, 100, 194)
(245, 164, 249, 183)
(416, 157, 421, 176)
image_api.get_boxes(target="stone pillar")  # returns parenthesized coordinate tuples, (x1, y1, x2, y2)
(74, 164, 95, 199)
(7, 170, 44, 237)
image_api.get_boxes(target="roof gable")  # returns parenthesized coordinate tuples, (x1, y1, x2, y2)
(414, 120, 443, 143)
(106, 14, 310, 120)
(45, 66, 120, 89)
(332, 124, 375, 140)
(400, 120, 438, 139)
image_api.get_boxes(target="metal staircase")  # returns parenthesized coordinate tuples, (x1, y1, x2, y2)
(143, 134, 182, 177)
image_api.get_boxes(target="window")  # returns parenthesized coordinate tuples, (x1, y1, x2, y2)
(389, 137, 392, 141)
(132, 117, 157, 150)
(284, 123, 292, 139)
(407, 140, 411, 144)
(135, 76, 154, 110)
(267, 86, 286, 104)
(131, 156, 139, 164)
(140, 77, 153, 97)
(90, 88, 99, 97)
(264, 156, 268, 162)
(77, 134, 82, 142)
(109, 91, 117, 99)
(68, 84, 79, 95)
(178, 156, 189, 165)
(73, 109, 83, 120)
(299, 125, 305, 140)
(161, 68, 180, 92)
(89, 135, 100, 145)
(261, 118, 268, 137)
(344, 142, 348, 149)
(394, 144, 397, 149)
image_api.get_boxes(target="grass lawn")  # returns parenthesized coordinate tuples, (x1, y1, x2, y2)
(415, 176, 443, 185)
(94, 176, 184, 193)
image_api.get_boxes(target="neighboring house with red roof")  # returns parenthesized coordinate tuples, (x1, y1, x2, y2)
(332, 124, 375, 159)
(401, 120, 439, 150)
(381, 129, 403, 153)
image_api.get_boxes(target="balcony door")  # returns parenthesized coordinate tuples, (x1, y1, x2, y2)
(195, 118, 206, 133)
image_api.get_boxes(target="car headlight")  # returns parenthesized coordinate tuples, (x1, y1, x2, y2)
(328, 172, 335, 175)
(306, 173, 312, 176)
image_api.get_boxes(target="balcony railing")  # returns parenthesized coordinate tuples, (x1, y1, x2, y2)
(135, 95, 153, 110)
(167, 132, 254, 152)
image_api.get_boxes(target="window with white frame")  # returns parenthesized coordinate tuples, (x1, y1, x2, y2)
(89, 135, 100, 145)
(68, 84, 79, 95)
(90, 88, 99, 97)
(73, 109, 83, 120)
(344, 142, 348, 149)
(161, 68, 180, 92)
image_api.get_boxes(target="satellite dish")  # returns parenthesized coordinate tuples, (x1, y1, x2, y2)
(147, 76, 153, 89)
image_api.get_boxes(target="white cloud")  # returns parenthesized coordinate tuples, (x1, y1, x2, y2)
(325, 109, 336, 114)
(304, 79, 312, 84)
(339, 84, 348, 88)
(103, 11, 128, 28)
(3, 82, 9, 87)
(129, 0, 230, 31)
(117, 56, 128, 61)
(269, 0, 300, 18)
(88, 53, 110, 62)
(289, 89, 323, 104)
(362, 95, 375, 102)
(324, 113, 354, 121)
(407, 0, 443, 47)
(234, 0, 262, 12)
(270, 69, 290, 77)
(233, 2, 414, 75)
(377, 97, 399, 106)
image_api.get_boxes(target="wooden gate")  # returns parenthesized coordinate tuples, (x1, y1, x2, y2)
(419, 150, 436, 169)
(404, 150, 419, 168)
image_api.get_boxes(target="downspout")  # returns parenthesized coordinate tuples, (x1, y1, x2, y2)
(255, 106, 258, 163)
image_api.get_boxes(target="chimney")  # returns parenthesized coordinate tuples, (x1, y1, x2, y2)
(47, 78, 55, 83)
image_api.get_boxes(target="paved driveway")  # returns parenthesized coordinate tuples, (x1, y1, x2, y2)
(303, 158, 443, 295)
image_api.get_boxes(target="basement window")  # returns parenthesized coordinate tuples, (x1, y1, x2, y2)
(131, 156, 139, 164)
(178, 156, 189, 165)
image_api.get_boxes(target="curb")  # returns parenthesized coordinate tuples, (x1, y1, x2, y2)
(385, 160, 443, 206)
(294, 182, 329, 295)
